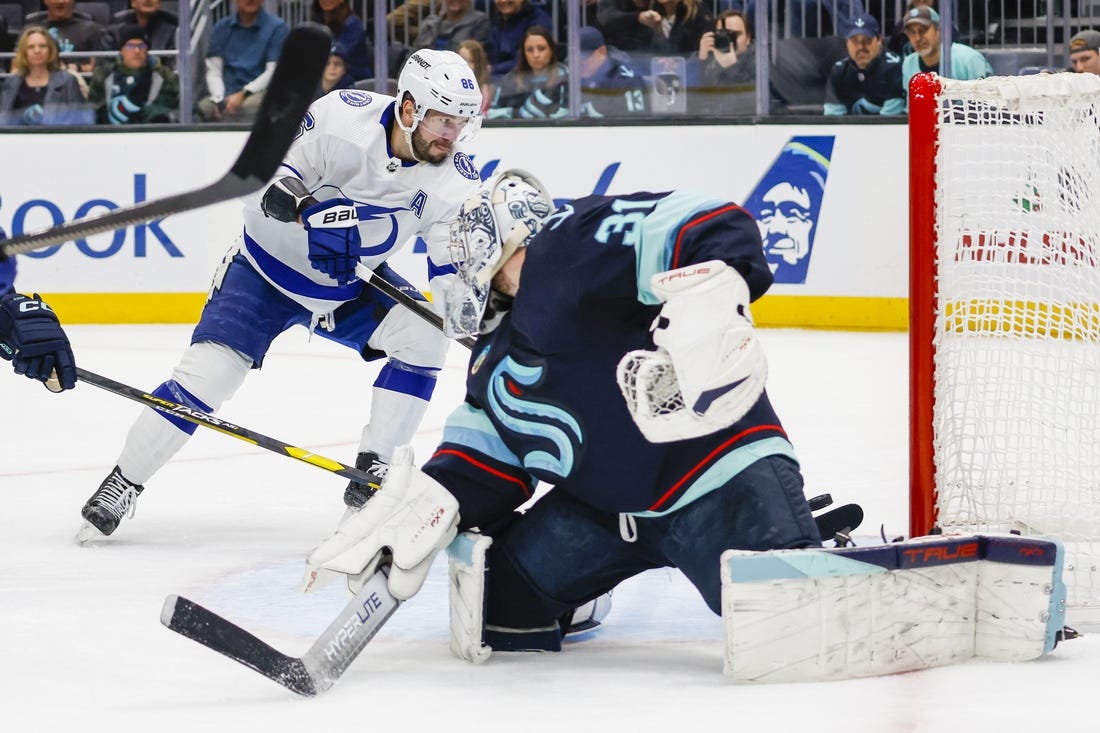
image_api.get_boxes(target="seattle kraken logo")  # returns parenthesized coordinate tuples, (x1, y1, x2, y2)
(486, 357, 582, 478)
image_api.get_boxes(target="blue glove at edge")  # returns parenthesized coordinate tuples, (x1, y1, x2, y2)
(0, 293, 77, 391)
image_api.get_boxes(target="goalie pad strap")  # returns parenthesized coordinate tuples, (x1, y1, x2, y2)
(721, 534, 1066, 682)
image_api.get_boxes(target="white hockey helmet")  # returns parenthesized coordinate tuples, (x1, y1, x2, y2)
(442, 169, 554, 337)
(396, 49, 483, 143)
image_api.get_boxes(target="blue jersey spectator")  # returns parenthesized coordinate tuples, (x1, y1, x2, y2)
(824, 12, 905, 115)
(197, 0, 289, 122)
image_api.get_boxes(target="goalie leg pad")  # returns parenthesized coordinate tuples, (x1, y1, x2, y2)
(720, 534, 1066, 683)
(447, 531, 494, 664)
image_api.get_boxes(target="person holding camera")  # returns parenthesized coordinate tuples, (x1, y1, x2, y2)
(692, 10, 754, 115)
(824, 12, 905, 116)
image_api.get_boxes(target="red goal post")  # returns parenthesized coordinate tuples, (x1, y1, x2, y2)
(908, 71, 1100, 613)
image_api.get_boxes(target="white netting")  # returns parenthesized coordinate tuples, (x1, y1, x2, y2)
(933, 73, 1100, 608)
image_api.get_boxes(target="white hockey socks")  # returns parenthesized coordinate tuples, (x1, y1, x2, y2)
(721, 534, 1067, 682)
(117, 341, 251, 483)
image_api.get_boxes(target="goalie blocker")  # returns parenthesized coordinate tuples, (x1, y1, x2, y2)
(722, 534, 1068, 683)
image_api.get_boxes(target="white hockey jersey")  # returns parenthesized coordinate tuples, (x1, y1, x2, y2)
(238, 88, 482, 316)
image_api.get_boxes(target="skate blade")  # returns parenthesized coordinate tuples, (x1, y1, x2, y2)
(75, 521, 108, 545)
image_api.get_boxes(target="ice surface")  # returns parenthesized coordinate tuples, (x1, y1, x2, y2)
(3, 326, 1098, 732)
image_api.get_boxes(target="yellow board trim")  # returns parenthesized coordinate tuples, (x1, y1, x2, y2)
(35, 292, 911, 331)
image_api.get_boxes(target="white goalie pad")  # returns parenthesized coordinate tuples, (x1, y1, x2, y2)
(721, 534, 1067, 683)
(447, 531, 493, 664)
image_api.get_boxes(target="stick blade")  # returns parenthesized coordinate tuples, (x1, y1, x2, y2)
(161, 594, 318, 697)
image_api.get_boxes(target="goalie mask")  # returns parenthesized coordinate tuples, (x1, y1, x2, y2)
(443, 169, 554, 337)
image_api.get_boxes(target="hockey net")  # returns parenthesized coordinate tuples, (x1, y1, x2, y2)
(909, 72, 1100, 614)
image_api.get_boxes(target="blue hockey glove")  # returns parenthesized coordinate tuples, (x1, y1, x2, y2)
(0, 293, 77, 391)
(108, 95, 142, 125)
(302, 198, 364, 285)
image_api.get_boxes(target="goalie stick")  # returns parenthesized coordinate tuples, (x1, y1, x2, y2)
(0, 23, 332, 258)
(162, 565, 399, 696)
(75, 366, 381, 489)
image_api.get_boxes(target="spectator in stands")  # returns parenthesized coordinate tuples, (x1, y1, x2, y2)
(489, 25, 567, 118)
(89, 23, 178, 123)
(196, 0, 289, 123)
(312, 42, 357, 101)
(824, 11, 904, 116)
(597, 0, 655, 52)
(311, 0, 371, 81)
(106, 0, 178, 55)
(387, 0, 433, 46)
(0, 26, 91, 125)
(637, 0, 712, 59)
(1069, 29, 1100, 76)
(577, 25, 647, 117)
(886, 0, 960, 57)
(458, 38, 494, 115)
(487, 0, 553, 78)
(900, 6, 990, 91)
(692, 9, 754, 114)
(414, 0, 490, 54)
(27, 0, 107, 72)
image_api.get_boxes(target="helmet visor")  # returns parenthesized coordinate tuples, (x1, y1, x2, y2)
(418, 109, 481, 143)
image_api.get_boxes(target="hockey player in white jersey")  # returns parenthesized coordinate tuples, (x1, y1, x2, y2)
(78, 49, 484, 541)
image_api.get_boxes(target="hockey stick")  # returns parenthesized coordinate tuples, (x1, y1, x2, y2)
(0, 23, 332, 258)
(162, 566, 399, 696)
(356, 264, 476, 351)
(75, 366, 380, 488)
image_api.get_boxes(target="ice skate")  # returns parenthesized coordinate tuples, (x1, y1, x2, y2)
(343, 451, 389, 510)
(77, 466, 144, 542)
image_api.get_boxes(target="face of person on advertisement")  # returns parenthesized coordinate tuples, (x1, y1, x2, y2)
(757, 182, 814, 266)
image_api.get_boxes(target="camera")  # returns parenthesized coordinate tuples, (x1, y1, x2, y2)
(712, 29, 741, 52)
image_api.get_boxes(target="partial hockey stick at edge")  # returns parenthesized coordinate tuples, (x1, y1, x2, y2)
(75, 366, 381, 490)
(0, 23, 332, 258)
(162, 564, 400, 696)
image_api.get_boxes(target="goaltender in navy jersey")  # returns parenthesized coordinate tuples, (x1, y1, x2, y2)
(240, 88, 481, 316)
(424, 191, 795, 522)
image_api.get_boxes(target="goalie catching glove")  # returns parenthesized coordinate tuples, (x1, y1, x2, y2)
(303, 445, 459, 600)
(617, 260, 766, 443)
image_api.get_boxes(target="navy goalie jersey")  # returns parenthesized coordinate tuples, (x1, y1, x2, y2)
(423, 191, 798, 526)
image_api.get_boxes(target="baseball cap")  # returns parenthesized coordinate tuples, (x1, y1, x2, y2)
(845, 13, 880, 39)
(579, 26, 605, 54)
(1070, 29, 1100, 53)
(902, 6, 940, 28)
